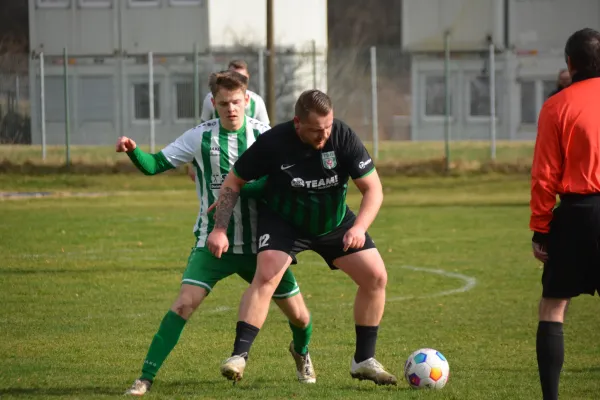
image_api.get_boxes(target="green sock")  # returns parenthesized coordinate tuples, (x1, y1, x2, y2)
(140, 310, 187, 382)
(289, 315, 313, 356)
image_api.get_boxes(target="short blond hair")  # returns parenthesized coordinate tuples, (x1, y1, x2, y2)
(209, 70, 248, 97)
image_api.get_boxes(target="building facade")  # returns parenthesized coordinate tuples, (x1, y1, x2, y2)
(28, 0, 211, 146)
(405, 0, 600, 141)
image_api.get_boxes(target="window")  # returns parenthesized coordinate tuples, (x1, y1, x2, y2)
(44, 77, 66, 122)
(133, 83, 160, 120)
(170, 0, 203, 5)
(42, 76, 74, 122)
(36, 0, 70, 8)
(79, 77, 114, 122)
(128, 0, 160, 7)
(468, 75, 501, 118)
(469, 76, 491, 117)
(424, 76, 452, 117)
(520, 80, 537, 124)
(175, 82, 202, 120)
(78, 0, 112, 8)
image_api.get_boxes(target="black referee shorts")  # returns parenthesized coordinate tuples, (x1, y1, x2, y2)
(256, 204, 376, 270)
(543, 194, 600, 298)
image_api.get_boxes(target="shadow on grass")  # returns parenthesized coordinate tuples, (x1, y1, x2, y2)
(0, 386, 118, 397)
(0, 266, 181, 275)
(0, 378, 413, 397)
(384, 202, 529, 209)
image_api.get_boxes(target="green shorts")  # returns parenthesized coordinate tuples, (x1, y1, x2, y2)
(181, 248, 300, 299)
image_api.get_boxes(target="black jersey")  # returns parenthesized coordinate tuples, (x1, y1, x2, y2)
(233, 119, 375, 236)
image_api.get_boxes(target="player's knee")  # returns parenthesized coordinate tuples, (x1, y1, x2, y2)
(255, 251, 288, 285)
(171, 300, 195, 319)
(171, 290, 205, 318)
(296, 309, 311, 328)
(288, 311, 310, 328)
(364, 265, 387, 291)
(538, 297, 569, 322)
(287, 300, 311, 327)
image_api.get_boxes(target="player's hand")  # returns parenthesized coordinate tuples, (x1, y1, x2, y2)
(532, 241, 548, 263)
(207, 229, 229, 258)
(343, 225, 366, 252)
(187, 165, 196, 182)
(206, 201, 217, 215)
(115, 136, 137, 153)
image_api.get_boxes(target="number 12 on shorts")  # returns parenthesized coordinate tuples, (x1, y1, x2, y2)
(258, 234, 270, 249)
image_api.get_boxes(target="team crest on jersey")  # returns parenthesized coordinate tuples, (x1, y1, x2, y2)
(322, 151, 337, 169)
(211, 173, 228, 190)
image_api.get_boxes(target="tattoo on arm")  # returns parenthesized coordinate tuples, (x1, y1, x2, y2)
(214, 187, 240, 230)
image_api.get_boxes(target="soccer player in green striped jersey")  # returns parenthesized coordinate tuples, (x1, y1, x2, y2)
(208, 89, 397, 386)
(188, 60, 269, 182)
(200, 60, 269, 125)
(118, 71, 315, 396)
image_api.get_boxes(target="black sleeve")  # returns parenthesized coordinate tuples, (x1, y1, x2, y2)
(233, 133, 274, 181)
(339, 123, 375, 179)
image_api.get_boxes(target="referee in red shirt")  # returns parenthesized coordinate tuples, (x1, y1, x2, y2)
(530, 28, 600, 400)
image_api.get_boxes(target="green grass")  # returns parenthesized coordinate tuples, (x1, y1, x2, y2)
(1, 174, 599, 399)
(0, 141, 535, 166)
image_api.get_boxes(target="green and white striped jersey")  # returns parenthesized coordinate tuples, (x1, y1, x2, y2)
(161, 117, 271, 255)
(200, 90, 270, 125)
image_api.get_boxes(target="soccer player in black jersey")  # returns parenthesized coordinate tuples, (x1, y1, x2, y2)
(207, 89, 396, 385)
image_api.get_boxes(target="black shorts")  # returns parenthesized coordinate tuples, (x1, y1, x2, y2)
(257, 204, 377, 270)
(543, 194, 600, 298)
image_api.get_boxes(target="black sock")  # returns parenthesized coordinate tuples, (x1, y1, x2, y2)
(232, 321, 260, 359)
(354, 325, 379, 363)
(537, 321, 564, 400)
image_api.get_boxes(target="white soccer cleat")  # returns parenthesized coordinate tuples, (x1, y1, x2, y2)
(350, 357, 397, 386)
(124, 379, 152, 396)
(288, 341, 316, 384)
(220, 354, 247, 382)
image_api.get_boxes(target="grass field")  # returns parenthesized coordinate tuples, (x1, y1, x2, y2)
(1, 173, 599, 399)
(0, 141, 535, 166)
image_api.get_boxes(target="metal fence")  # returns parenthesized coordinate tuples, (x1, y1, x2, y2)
(0, 54, 30, 144)
(25, 45, 328, 160)
(2, 44, 569, 163)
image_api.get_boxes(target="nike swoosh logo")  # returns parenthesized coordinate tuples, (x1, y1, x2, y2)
(281, 164, 295, 170)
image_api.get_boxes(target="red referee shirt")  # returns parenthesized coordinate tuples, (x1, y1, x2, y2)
(530, 75, 600, 234)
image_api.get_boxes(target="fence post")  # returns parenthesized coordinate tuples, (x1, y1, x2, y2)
(193, 43, 200, 125)
(40, 52, 47, 161)
(312, 39, 317, 89)
(15, 75, 20, 110)
(63, 47, 71, 167)
(258, 48, 265, 99)
(444, 31, 451, 172)
(370, 46, 379, 161)
(148, 51, 155, 153)
(489, 41, 497, 161)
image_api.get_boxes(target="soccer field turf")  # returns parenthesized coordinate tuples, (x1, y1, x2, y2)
(1, 174, 599, 399)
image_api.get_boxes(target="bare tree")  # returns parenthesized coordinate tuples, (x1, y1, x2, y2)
(327, 0, 410, 140)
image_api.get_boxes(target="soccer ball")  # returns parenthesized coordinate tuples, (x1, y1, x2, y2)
(404, 348, 450, 389)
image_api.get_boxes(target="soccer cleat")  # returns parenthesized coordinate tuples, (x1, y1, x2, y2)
(350, 357, 397, 385)
(124, 378, 152, 396)
(220, 353, 247, 382)
(288, 341, 316, 384)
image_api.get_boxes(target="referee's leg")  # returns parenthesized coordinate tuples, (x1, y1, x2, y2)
(537, 296, 569, 400)
(536, 201, 594, 400)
